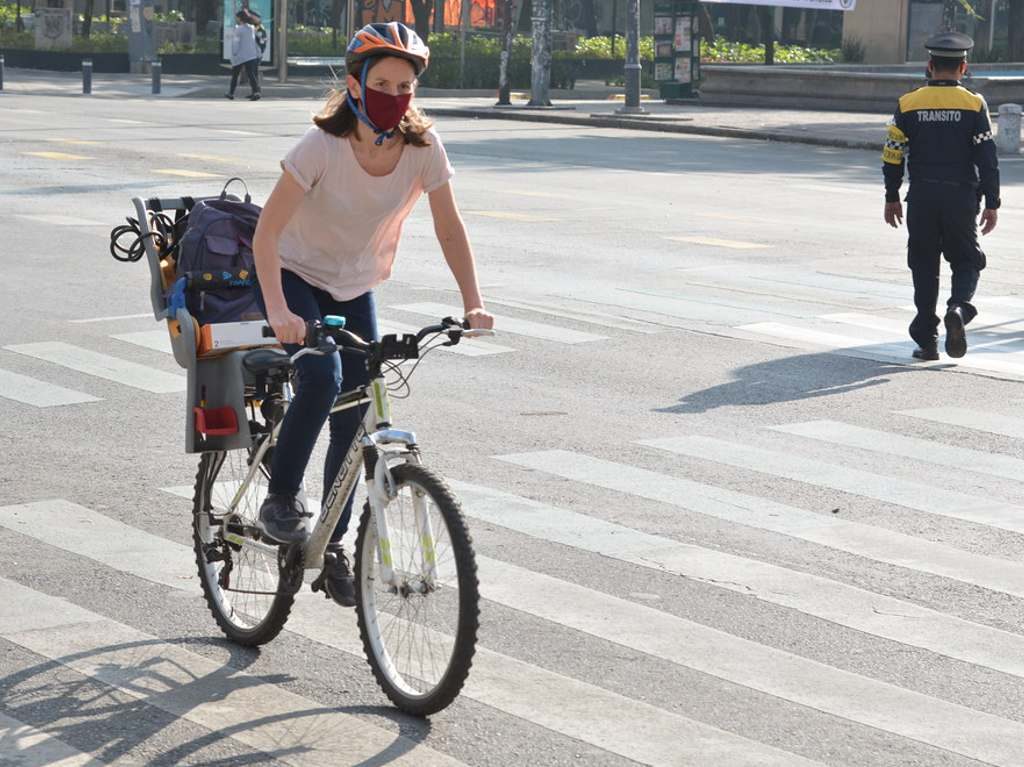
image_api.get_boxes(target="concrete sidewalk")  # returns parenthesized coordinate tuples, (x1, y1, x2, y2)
(0, 66, 892, 151)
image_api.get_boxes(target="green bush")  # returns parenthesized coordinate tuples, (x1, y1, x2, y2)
(0, 29, 33, 47)
(157, 37, 219, 54)
(68, 31, 128, 52)
(573, 34, 654, 61)
(700, 35, 839, 64)
(0, 0, 19, 28)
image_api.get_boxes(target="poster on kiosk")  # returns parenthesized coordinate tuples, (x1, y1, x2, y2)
(222, 0, 274, 66)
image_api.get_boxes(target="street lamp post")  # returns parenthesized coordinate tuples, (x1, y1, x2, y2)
(616, 0, 644, 114)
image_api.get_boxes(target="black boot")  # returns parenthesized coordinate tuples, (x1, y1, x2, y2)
(911, 341, 939, 361)
(322, 544, 356, 607)
(944, 305, 967, 358)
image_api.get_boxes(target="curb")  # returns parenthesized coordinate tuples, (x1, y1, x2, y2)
(422, 105, 879, 151)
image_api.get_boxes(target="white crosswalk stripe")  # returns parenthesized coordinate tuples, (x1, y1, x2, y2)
(10, 406, 1024, 764)
(379, 319, 516, 357)
(0, 712, 104, 767)
(0, 576, 465, 767)
(737, 313, 1024, 379)
(7, 496, 1024, 764)
(1, 499, 815, 767)
(110, 329, 173, 354)
(390, 302, 607, 344)
(496, 450, 1024, 597)
(0, 368, 100, 407)
(478, 559, 1024, 766)
(450, 480, 1024, 678)
(901, 406, 1024, 440)
(772, 419, 1024, 483)
(3, 342, 184, 394)
(639, 435, 1024, 534)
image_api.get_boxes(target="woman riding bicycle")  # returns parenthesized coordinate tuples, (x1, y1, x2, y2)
(252, 21, 494, 607)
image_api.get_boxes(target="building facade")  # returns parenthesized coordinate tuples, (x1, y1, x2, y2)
(843, 0, 1008, 64)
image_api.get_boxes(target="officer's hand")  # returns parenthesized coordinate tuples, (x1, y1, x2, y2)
(884, 202, 903, 228)
(980, 208, 998, 235)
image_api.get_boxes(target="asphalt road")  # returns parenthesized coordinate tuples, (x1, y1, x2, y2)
(3, 94, 1024, 767)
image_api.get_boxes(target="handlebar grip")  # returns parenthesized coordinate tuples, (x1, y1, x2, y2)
(259, 321, 323, 347)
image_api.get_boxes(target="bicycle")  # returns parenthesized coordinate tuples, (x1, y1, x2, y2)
(191, 315, 489, 716)
(116, 190, 485, 714)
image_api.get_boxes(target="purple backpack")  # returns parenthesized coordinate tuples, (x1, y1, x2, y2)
(175, 180, 264, 325)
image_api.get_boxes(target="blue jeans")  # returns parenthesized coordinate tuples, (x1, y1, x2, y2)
(257, 270, 378, 542)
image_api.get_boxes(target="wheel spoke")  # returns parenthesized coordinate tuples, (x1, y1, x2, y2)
(357, 465, 478, 713)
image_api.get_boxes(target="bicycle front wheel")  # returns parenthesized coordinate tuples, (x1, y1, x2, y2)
(192, 447, 295, 646)
(354, 463, 480, 716)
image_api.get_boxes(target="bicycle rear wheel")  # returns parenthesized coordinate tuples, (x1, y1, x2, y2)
(354, 463, 479, 716)
(192, 446, 295, 646)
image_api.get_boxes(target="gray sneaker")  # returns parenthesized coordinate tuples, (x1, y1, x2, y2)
(257, 494, 310, 544)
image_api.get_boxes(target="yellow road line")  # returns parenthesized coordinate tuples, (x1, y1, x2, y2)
(505, 190, 571, 200)
(666, 236, 770, 250)
(153, 169, 222, 178)
(45, 138, 101, 146)
(23, 151, 92, 161)
(467, 210, 560, 222)
(177, 153, 239, 164)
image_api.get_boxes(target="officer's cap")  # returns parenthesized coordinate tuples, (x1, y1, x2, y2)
(925, 31, 974, 59)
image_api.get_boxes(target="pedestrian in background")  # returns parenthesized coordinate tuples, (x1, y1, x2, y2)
(882, 32, 1000, 361)
(226, 10, 262, 101)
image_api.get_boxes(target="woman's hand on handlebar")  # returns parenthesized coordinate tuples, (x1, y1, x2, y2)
(267, 306, 307, 345)
(464, 307, 494, 330)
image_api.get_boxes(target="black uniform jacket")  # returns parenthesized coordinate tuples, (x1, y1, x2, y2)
(883, 80, 1000, 210)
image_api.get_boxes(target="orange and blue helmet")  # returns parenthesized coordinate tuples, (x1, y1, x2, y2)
(346, 22, 430, 76)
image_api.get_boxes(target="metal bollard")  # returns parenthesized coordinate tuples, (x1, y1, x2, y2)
(82, 59, 92, 95)
(996, 103, 1022, 156)
(151, 59, 161, 95)
(0, 54, 5, 92)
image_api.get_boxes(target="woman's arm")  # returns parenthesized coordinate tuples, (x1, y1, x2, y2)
(254, 171, 308, 344)
(428, 181, 494, 329)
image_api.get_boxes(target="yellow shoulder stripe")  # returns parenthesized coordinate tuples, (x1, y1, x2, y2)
(900, 86, 983, 113)
(887, 124, 908, 143)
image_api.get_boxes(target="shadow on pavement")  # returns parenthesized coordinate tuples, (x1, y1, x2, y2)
(658, 349, 940, 414)
(0, 635, 429, 766)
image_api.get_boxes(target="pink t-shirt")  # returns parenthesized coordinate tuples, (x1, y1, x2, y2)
(278, 125, 454, 301)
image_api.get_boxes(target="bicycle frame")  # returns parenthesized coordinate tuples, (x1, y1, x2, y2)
(223, 369, 438, 587)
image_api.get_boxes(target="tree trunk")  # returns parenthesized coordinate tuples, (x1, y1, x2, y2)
(942, 0, 958, 29)
(760, 6, 773, 64)
(82, 0, 94, 37)
(410, 0, 433, 41)
(1011, 0, 1024, 61)
(698, 6, 713, 44)
(195, 0, 217, 38)
(579, 0, 596, 36)
(434, 0, 445, 31)
(527, 0, 551, 106)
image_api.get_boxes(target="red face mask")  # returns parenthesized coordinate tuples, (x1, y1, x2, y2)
(364, 86, 412, 132)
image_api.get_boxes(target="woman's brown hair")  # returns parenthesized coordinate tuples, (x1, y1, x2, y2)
(313, 59, 433, 147)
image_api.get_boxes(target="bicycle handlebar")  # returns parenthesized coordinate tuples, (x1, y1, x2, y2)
(260, 316, 491, 370)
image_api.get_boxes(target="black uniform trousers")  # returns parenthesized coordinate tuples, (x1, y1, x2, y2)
(906, 181, 985, 346)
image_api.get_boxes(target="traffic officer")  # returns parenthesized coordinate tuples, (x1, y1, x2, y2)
(882, 31, 1000, 361)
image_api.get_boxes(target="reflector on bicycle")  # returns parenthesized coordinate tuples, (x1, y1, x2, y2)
(192, 406, 239, 437)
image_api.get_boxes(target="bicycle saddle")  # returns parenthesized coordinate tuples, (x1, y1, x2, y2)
(242, 348, 290, 374)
